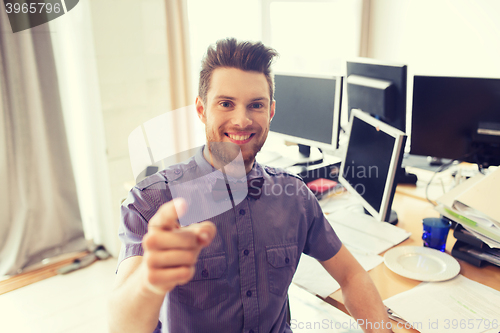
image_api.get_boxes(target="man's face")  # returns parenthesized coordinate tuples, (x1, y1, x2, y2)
(196, 67, 275, 171)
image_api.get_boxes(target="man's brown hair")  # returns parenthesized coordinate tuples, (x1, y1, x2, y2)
(198, 38, 279, 105)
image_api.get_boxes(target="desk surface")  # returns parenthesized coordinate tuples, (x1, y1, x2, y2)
(324, 184, 500, 333)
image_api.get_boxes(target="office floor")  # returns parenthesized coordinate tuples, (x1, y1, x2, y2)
(0, 258, 117, 333)
(0, 256, 357, 333)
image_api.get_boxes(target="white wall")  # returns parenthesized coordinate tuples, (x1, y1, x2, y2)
(367, 0, 500, 77)
(85, 0, 500, 253)
(187, 0, 262, 98)
(88, 0, 173, 255)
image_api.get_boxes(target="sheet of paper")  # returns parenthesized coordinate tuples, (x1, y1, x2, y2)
(326, 220, 394, 254)
(293, 246, 383, 298)
(293, 254, 338, 298)
(455, 166, 500, 224)
(453, 200, 494, 228)
(463, 226, 500, 249)
(288, 282, 364, 333)
(436, 204, 500, 245)
(319, 192, 366, 215)
(327, 210, 411, 254)
(384, 275, 500, 333)
(436, 172, 484, 207)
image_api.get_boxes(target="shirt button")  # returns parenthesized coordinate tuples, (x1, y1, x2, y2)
(243, 249, 249, 256)
(201, 269, 209, 278)
(246, 290, 252, 297)
(239, 209, 246, 216)
(174, 169, 181, 175)
(285, 257, 290, 264)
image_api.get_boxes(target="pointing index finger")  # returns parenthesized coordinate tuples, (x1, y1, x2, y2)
(148, 198, 187, 231)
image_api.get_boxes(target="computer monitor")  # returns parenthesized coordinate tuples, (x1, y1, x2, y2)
(269, 73, 343, 164)
(346, 58, 407, 133)
(411, 75, 500, 168)
(339, 110, 407, 223)
(346, 58, 417, 184)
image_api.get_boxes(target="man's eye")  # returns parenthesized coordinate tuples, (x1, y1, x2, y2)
(251, 103, 263, 109)
(220, 102, 231, 107)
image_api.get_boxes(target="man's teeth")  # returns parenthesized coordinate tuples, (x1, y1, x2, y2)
(228, 134, 251, 141)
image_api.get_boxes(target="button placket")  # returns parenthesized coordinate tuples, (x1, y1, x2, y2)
(234, 200, 259, 331)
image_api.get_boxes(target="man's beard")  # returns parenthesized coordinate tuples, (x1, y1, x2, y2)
(206, 127, 268, 170)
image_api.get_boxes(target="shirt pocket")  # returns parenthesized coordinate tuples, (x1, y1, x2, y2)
(266, 244, 298, 296)
(177, 253, 229, 310)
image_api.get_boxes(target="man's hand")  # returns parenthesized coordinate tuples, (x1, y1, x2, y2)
(140, 198, 217, 296)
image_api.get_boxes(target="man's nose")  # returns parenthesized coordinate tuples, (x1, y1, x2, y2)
(231, 106, 252, 128)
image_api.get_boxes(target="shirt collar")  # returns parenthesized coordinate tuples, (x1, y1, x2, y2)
(194, 145, 265, 184)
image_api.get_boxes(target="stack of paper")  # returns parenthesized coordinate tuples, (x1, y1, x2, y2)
(293, 247, 384, 298)
(326, 210, 411, 254)
(292, 209, 411, 298)
(436, 167, 500, 248)
(384, 275, 500, 333)
(288, 282, 364, 333)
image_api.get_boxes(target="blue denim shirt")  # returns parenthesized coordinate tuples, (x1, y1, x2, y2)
(118, 147, 342, 333)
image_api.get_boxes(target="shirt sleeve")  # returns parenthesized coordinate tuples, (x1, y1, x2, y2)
(300, 182, 342, 261)
(117, 180, 171, 270)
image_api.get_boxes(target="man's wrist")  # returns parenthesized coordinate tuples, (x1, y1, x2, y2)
(137, 264, 169, 299)
(141, 280, 167, 297)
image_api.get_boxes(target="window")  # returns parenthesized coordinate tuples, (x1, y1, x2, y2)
(187, 0, 364, 94)
(187, 0, 262, 97)
(264, 0, 363, 76)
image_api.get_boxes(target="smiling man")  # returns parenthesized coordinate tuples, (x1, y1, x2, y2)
(109, 38, 393, 333)
(200, 67, 273, 173)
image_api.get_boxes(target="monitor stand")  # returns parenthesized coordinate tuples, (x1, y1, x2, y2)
(429, 157, 444, 166)
(396, 166, 418, 185)
(386, 209, 398, 225)
(281, 144, 324, 166)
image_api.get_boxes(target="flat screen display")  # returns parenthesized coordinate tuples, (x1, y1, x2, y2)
(339, 110, 407, 222)
(411, 75, 500, 166)
(270, 74, 342, 149)
(347, 59, 407, 133)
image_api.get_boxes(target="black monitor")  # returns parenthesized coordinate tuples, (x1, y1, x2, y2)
(270, 73, 343, 163)
(346, 59, 417, 184)
(339, 110, 407, 223)
(411, 75, 500, 168)
(346, 58, 407, 133)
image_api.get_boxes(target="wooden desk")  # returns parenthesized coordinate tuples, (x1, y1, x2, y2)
(324, 185, 500, 333)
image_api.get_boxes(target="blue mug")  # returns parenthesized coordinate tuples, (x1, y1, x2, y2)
(422, 217, 451, 252)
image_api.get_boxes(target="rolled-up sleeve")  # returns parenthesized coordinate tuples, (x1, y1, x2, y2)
(117, 178, 171, 268)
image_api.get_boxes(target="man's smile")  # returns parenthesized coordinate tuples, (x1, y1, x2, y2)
(224, 132, 256, 144)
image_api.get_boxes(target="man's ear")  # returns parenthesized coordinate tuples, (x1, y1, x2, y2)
(195, 96, 207, 124)
(270, 100, 276, 122)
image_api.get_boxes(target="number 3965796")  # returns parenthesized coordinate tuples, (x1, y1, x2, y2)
(5, 2, 61, 14)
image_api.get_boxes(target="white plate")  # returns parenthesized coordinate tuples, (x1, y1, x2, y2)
(384, 246, 460, 282)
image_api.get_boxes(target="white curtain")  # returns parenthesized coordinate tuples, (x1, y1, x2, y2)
(0, 11, 87, 275)
(48, 1, 117, 256)
(166, 0, 193, 111)
(128, 0, 202, 181)
(164, 0, 198, 154)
